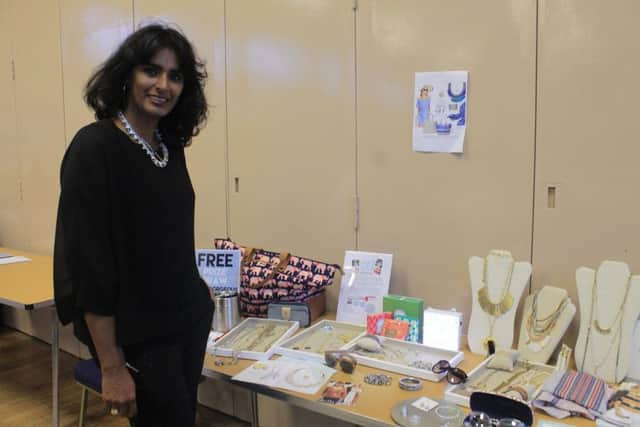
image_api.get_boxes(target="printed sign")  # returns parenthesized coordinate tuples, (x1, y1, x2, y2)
(195, 249, 241, 293)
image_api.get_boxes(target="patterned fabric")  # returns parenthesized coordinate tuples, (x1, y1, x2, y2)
(214, 239, 340, 317)
(553, 371, 607, 411)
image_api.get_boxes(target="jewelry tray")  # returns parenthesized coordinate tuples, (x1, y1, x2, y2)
(276, 320, 366, 362)
(342, 336, 464, 382)
(210, 318, 299, 361)
(444, 355, 555, 407)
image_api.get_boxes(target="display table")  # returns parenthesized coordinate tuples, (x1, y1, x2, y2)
(0, 247, 59, 427)
(202, 319, 596, 427)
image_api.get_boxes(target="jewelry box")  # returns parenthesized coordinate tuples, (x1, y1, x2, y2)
(276, 320, 366, 362)
(341, 336, 464, 382)
(444, 355, 555, 407)
(210, 318, 299, 360)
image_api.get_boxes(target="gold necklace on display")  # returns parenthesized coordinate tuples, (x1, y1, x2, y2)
(478, 253, 515, 350)
(593, 273, 632, 335)
(525, 292, 568, 352)
(581, 270, 633, 379)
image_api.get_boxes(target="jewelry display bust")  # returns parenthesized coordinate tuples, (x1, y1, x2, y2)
(517, 286, 576, 363)
(468, 250, 531, 355)
(575, 261, 640, 383)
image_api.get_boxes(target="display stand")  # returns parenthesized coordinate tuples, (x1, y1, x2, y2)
(467, 250, 531, 355)
(575, 261, 640, 383)
(517, 286, 576, 363)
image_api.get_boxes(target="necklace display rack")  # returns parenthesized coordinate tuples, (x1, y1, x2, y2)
(575, 261, 640, 383)
(276, 320, 366, 362)
(342, 335, 465, 382)
(444, 356, 554, 408)
(467, 250, 531, 355)
(212, 318, 299, 361)
(517, 286, 576, 364)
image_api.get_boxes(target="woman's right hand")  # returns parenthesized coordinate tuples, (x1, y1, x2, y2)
(101, 364, 137, 418)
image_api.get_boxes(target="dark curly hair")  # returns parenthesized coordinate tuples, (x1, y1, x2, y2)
(85, 23, 208, 146)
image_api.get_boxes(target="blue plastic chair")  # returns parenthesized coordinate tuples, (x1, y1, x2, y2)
(74, 358, 102, 427)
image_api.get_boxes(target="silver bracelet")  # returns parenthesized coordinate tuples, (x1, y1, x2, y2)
(399, 376, 422, 391)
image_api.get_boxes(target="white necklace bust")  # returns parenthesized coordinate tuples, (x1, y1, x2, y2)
(467, 249, 531, 355)
(575, 260, 640, 383)
(517, 285, 576, 363)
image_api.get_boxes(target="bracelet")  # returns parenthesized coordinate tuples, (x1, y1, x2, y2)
(399, 376, 422, 391)
(505, 385, 529, 401)
(364, 374, 392, 386)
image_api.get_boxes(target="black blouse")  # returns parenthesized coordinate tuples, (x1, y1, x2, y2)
(54, 119, 213, 346)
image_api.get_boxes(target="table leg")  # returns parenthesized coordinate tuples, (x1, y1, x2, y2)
(52, 307, 59, 427)
(250, 390, 259, 427)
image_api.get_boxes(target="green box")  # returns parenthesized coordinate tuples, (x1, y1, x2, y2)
(383, 295, 424, 342)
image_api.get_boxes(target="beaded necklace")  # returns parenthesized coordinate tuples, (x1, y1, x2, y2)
(117, 111, 168, 168)
(525, 292, 568, 352)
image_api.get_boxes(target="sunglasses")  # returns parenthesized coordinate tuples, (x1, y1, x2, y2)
(464, 411, 526, 427)
(432, 360, 467, 384)
(324, 350, 357, 374)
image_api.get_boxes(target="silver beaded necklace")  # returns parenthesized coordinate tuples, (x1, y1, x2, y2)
(117, 111, 169, 168)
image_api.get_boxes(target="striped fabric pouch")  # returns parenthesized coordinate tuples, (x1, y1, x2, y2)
(552, 371, 607, 411)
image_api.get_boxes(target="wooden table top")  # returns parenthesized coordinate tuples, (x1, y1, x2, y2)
(0, 247, 54, 309)
(203, 322, 595, 427)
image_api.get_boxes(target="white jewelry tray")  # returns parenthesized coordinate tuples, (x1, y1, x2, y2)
(444, 355, 555, 407)
(276, 320, 366, 362)
(341, 336, 464, 382)
(210, 318, 299, 361)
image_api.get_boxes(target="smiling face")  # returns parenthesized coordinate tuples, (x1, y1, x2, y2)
(125, 48, 184, 123)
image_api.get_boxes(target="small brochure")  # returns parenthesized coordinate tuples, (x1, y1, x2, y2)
(319, 381, 362, 406)
(336, 251, 392, 325)
(195, 249, 241, 294)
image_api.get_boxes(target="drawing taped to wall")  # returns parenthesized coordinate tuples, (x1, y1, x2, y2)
(412, 71, 468, 153)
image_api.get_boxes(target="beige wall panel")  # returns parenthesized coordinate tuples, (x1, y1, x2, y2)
(0, 0, 24, 248)
(226, 0, 357, 310)
(134, 0, 228, 247)
(10, 0, 66, 254)
(60, 0, 132, 142)
(357, 1, 536, 333)
(534, 0, 640, 344)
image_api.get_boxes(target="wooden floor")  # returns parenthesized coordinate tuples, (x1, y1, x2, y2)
(0, 326, 249, 427)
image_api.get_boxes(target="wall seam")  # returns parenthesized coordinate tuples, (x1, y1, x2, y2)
(529, 0, 541, 295)
(223, 0, 231, 237)
(56, 0, 68, 145)
(353, 0, 359, 250)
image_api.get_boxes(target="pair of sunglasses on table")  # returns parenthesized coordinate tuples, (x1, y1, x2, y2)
(464, 411, 526, 427)
(431, 359, 468, 384)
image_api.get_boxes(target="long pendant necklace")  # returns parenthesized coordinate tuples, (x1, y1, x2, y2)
(117, 111, 169, 168)
(581, 270, 632, 379)
(478, 253, 515, 350)
(525, 292, 568, 352)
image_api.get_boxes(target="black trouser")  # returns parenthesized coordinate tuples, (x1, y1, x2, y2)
(90, 308, 213, 427)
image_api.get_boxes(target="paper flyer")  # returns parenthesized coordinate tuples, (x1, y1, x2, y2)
(412, 70, 468, 153)
(336, 251, 393, 325)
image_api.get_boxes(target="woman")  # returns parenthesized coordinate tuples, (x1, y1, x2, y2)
(415, 85, 432, 127)
(53, 23, 213, 426)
